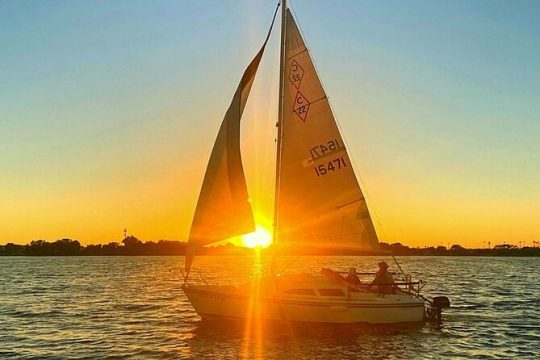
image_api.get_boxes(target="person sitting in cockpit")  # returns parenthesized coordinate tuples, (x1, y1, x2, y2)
(368, 261, 395, 294)
(345, 267, 362, 286)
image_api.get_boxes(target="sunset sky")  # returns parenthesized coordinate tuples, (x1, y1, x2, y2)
(1, 0, 539, 248)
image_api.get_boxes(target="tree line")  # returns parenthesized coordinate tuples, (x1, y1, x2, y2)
(0, 237, 180, 256)
(379, 242, 540, 257)
(1, 237, 538, 256)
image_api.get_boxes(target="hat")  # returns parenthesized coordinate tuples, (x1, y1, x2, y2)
(378, 261, 388, 268)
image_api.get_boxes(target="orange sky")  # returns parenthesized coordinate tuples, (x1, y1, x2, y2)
(2, 1, 540, 248)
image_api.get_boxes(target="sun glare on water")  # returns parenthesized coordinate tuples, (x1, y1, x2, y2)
(242, 227, 272, 248)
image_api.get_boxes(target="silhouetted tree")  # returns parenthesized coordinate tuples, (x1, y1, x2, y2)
(3, 243, 25, 255)
(389, 242, 412, 255)
(122, 236, 143, 255)
(51, 239, 80, 255)
(28, 240, 52, 255)
(85, 244, 102, 256)
(102, 242, 121, 255)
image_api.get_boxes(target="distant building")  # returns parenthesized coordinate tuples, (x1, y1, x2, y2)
(493, 244, 517, 250)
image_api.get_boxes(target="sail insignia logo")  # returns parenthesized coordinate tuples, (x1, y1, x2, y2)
(288, 60, 304, 89)
(289, 59, 310, 122)
(293, 91, 310, 122)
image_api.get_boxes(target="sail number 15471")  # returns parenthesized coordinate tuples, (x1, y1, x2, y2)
(309, 139, 341, 159)
(314, 157, 347, 176)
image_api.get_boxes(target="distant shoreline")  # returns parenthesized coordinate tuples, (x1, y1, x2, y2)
(1, 254, 539, 257)
(1, 237, 539, 257)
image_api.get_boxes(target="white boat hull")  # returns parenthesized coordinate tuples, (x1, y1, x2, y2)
(182, 274, 425, 324)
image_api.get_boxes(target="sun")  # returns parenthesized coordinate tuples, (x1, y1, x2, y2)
(242, 227, 272, 248)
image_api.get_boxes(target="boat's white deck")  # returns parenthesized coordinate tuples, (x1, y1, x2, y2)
(186, 272, 424, 306)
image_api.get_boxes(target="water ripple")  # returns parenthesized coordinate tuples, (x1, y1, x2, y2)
(1, 256, 539, 359)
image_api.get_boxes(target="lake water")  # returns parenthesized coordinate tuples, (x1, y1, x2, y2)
(1, 256, 539, 359)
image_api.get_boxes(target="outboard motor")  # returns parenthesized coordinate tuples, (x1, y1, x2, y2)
(426, 296, 450, 324)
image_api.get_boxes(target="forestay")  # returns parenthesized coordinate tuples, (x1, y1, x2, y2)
(276, 10, 379, 251)
(185, 7, 279, 276)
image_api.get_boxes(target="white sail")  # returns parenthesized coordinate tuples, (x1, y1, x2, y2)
(185, 10, 278, 275)
(276, 10, 379, 251)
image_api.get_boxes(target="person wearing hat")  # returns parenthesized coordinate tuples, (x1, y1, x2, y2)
(368, 261, 395, 294)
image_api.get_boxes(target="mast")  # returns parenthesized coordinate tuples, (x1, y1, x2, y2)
(271, 0, 286, 274)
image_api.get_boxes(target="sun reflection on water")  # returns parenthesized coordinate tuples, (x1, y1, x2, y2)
(241, 248, 265, 359)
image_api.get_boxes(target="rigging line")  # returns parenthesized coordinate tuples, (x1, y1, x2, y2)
(287, 48, 308, 60)
(288, 0, 387, 244)
(335, 198, 364, 210)
(306, 95, 327, 106)
(264, 2, 281, 45)
(391, 255, 407, 280)
(339, 126, 388, 242)
(235, 2, 279, 96)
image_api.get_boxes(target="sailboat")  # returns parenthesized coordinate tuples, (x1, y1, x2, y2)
(181, 1, 449, 325)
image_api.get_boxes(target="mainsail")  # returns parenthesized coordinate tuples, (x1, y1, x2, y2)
(276, 10, 379, 251)
(185, 7, 279, 276)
